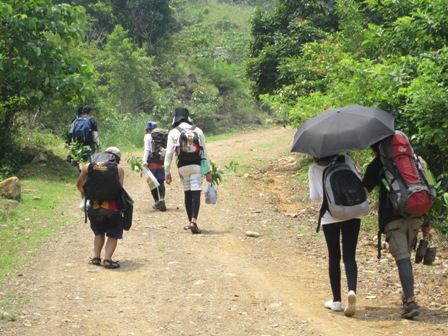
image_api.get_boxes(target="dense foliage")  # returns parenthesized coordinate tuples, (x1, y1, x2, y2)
(1, 0, 265, 176)
(1, 0, 448, 235)
(247, 0, 448, 235)
(0, 0, 92, 166)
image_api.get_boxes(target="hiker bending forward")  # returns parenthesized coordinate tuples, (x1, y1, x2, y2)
(77, 147, 124, 269)
(308, 154, 361, 317)
(164, 107, 212, 234)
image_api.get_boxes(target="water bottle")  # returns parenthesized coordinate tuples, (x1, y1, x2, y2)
(381, 178, 391, 192)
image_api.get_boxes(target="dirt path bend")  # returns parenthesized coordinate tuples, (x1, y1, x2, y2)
(1, 126, 447, 336)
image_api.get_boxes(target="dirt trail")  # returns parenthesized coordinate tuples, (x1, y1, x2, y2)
(1, 126, 447, 336)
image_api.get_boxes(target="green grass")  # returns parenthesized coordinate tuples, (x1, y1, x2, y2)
(0, 150, 81, 289)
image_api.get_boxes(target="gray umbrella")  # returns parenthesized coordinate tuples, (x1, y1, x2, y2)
(291, 104, 395, 158)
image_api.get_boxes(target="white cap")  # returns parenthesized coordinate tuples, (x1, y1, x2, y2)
(105, 146, 121, 159)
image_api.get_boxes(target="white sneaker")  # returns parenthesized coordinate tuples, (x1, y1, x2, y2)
(344, 290, 356, 317)
(325, 300, 342, 312)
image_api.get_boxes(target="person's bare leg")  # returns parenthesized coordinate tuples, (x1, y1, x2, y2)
(104, 238, 118, 261)
(93, 234, 105, 259)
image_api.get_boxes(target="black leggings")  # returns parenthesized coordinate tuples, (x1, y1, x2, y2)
(150, 180, 165, 201)
(322, 218, 360, 302)
(184, 190, 201, 222)
(396, 258, 414, 298)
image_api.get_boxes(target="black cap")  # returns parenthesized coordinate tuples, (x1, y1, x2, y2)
(172, 107, 192, 126)
(77, 107, 83, 116)
(83, 105, 92, 113)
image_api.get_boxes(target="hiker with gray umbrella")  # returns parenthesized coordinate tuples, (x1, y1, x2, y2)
(292, 104, 395, 317)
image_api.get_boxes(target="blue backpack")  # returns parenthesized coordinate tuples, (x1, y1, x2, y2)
(72, 116, 93, 144)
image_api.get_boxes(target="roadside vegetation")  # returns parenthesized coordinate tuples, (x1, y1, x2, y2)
(1, 0, 447, 295)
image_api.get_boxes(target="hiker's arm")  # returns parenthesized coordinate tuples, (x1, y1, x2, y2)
(118, 166, 125, 186)
(308, 166, 322, 201)
(76, 164, 89, 198)
(143, 134, 151, 166)
(93, 131, 100, 150)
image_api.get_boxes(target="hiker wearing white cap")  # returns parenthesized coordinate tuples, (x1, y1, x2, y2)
(77, 147, 125, 269)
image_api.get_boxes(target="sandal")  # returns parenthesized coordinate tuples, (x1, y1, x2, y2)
(103, 259, 120, 269)
(89, 257, 101, 266)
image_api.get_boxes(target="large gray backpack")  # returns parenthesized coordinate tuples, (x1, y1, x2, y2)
(317, 155, 369, 232)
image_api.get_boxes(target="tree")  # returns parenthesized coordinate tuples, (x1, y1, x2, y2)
(95, 25, 159, 113)
(111, 0, 176, 50)
(0, 0, 93, 162)
(246, 0, 338, 99)
(52, 0, 118, 44)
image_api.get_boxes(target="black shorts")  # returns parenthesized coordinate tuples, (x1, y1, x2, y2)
(88, 208, 123, 239)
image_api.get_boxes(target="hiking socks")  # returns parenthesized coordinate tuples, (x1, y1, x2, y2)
(396, 258, 415, 298)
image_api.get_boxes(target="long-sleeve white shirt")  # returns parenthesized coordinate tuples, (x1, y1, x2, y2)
(143, 133, 153, 163)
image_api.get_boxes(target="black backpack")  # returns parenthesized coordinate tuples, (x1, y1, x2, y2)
(151, 128, 169, 164)
(176, 126, 203, 162)
(317, 155, 369, 232)
(83, 152, 122, 202)
(72, 116, 93, 144)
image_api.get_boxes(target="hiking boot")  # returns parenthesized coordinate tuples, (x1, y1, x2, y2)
(344, 290, 356, 317)
(423, 247, 436, 265)
(401, 300, 419, 319)
(415, 239, 428, 264)
(183, 222, 201, 234)
(152, 201, 160, 210)
(158, 199, 166, 212)
(324, 300, 342, 312)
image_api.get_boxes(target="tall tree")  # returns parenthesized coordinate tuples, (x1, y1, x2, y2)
(246, 0, 338, 99)
(95, 25, 159, 113)
(111, 0, 176, 50)
(0, 0, 93, 161)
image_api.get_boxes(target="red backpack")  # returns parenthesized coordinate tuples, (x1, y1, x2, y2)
(379, 131, 433, 217)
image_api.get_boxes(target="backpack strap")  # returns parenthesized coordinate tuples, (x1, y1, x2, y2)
(317, 163, 332, 233)
(317, 197, 328, 233)
(176, 125, 196, 132)
(377, 231, 382, 259)
(335, 155, 345, 164)
(84, 197, 88, 224)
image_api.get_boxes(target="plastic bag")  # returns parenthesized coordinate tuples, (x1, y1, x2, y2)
(79, 197, 90, 211)
(200, 159, 210, 175)
(144, 167, 160, 190)
(205, 183, 217, 204)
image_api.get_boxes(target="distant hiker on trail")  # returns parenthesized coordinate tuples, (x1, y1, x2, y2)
(164, 107, 212, 234)
(143, 121, 167, 211)
(67, 107, 83, 143)
(363, 141, 420, 319)
(308, 154, 363, 317)
(76, 147, 124, 269)
(69, 105, 100, 160)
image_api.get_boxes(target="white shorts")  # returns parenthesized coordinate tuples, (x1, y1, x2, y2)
(178, 164, 204, 191)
